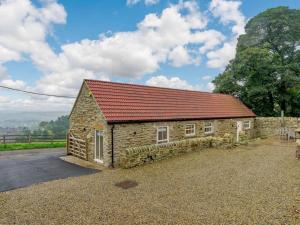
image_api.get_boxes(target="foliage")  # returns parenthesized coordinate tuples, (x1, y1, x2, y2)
(25, 115, 69, 137)
(0, 141, 66, 151)
(213, 7, 300, 116)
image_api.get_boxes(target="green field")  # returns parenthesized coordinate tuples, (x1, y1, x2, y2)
(0, 141, 66, 151)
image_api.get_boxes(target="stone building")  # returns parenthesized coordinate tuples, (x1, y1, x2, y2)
(68, 79, 256, 168)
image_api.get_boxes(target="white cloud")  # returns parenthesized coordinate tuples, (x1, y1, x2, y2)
(0, 79, 26, 89)
(0, 95, 74, 112)
(34, 68, 109, 96)
(207, 40, 237, 68)
(202, 75, 212, 81)
(0, 0, 68, 111)
(0, 45, 20, 62)
(209, 0, 245, 36)
(0, 0, 244, 111)
(0, 65, 9, 81)
(0, 95, 9, 103)
(168, 46, 198, 67)
(0, 65, 28, 91)
(146, 75, 201, 91)
(0, 0, 66, 65)
(0, 0, 225, 93)
(127, 0, 140, 6)
(145, 0, 159, 5)
(0, 0, 67, 94)
(207, 0, 246, 69)
(60, 37, 159, 78)
(206, 82, 215, 92)
(127, 0, 159, 6)
(195, 30, 225, 54)
(177, 0, 208, 30)
(33, 0, 219, 96)
(146, 75, 215, 92)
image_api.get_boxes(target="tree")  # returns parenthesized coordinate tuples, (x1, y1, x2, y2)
(25, 115, 69, 137)
(213, 7, 300, 116)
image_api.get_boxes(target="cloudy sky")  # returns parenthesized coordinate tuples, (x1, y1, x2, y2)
(0, 0, 299, 112)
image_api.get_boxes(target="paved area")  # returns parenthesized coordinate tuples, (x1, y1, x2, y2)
(0, 149, 99, 192)
(0, 138, 299, 225)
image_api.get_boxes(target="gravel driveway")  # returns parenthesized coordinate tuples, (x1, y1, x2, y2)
(0, 138, 299, 225)
(0, 148, 99, 192)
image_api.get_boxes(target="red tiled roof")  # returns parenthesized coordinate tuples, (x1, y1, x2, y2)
(85, 79, 256, 123)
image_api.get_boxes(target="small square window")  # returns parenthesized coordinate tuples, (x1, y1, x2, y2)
(243, 121, 251, 130)
(157, 126, 169, 144)
(204, 121, 214, 134)
(185, 124, 196, 136)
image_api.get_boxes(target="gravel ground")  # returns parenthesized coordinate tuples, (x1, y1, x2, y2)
(0, 138, 299, 225)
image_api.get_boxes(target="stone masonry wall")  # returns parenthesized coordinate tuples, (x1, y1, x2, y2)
(69, 82, 111, 166)
(255, 117, 300, 137)
(108, 118, 255, 167)
(119, 134, 235, 168)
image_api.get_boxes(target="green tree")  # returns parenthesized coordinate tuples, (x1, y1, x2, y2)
(25, 115, 69, 137)
(213, 7, 300, 116)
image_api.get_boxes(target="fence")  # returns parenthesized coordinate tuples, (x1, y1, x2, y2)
(67, 133, 87, 160)
(0, 134, 66, 144)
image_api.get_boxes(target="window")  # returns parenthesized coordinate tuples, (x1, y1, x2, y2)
(243, 120, 251, 130)
(185, 124, 196, 136)
(204, 121, 214, 134)
(157, 126, 169, 144)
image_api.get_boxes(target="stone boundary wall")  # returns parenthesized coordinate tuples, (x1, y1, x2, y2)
(119, 134, 235, 168)
(255, 117, 300, 137)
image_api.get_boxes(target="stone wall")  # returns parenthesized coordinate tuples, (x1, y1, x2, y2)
(69, 82, 111, 166)
(254, 117, 300, 137)
(108, 117, 255, 167)
(119, 134, 234, 168)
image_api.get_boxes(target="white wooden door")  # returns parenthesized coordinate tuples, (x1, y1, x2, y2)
(236, 121, 243, 142)
(95, 130, 104, 163)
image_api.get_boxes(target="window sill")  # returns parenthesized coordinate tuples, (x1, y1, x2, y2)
(157, 141, 169, 145)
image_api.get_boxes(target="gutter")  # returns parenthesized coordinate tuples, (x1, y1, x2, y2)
(107, 115, 257, 125)
(111, 124, 115, 168)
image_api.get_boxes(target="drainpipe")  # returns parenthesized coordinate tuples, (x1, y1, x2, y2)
(111, 124, 115, 168)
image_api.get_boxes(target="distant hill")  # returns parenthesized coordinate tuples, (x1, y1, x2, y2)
(0, 111, 69, 128)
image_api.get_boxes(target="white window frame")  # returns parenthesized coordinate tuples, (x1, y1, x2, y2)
(185, 124, 196, 136)
(204, 121, 214, 134)
(243, 120, 251, 130)
(94, 130, 104, 164)
(157, 126, 169, 144)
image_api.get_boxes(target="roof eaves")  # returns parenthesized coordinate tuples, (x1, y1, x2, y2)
(107, 115, 257, 125)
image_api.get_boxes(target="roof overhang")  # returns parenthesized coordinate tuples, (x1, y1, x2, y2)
(107, 115, 256, 125)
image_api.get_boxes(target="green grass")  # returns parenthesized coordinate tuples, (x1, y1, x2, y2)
(0, 141, 66, 151)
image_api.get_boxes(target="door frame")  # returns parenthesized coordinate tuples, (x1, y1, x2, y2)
(94, 130, 104, 163)
(236, 121, 243, 142)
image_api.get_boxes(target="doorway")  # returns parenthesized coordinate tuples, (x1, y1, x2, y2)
(95, 130, 104, 163)
(236, 121, 243, 142)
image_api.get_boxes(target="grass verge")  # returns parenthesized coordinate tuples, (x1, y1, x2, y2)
(0, 141, 66, 151)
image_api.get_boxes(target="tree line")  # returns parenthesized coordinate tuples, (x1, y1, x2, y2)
(23, 115, 69, 137)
